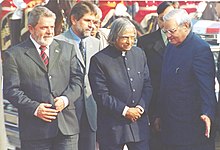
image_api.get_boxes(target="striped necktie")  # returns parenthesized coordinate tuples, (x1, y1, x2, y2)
(39, 45, 49, 67)
(79, 40, 86, 61)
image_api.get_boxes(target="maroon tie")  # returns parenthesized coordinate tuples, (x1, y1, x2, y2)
(39, 46, 49, 67)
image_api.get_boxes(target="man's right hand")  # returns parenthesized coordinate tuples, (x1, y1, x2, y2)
(153, 117, 161, 132)
(36, 103, 58, 122)
(125, 107, 142, 122)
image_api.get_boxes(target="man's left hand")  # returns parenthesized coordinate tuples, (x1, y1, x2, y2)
(54, 97, 65, 112)
(200, 114, 211, 138)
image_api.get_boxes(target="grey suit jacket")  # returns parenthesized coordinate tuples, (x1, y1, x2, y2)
(3, 38, 83, 140)
(55, 29, 101, 131)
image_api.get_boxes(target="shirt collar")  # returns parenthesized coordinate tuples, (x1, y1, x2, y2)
(176, 31, 193, 48)
(122, 51, 126, 56)
(69, 27, 81, 45)
(160, 29, 168, 45)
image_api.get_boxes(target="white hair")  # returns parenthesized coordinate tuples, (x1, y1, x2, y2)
(93, 4, 102, 19)
(163, 9, 192, 28)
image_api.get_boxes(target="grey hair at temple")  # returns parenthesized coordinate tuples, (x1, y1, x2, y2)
(163, 9, 192, 28)
(108, 18, 136, 46)
(93, 4, 102, 19)
(28, 6, 56, 27)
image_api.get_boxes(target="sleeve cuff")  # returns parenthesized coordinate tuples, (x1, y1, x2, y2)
(122, 106, 129, 116)
(60, 96, 69, 108)
(136, 105, 144, 114)
(34, 107, 39, 116)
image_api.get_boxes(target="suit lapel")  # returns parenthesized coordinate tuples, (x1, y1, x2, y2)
(84, 37, 100, 72)
(153, 39, 166, 56)
(151, 30, 166, 57)
(62, 30, 85, 68)
(75, 45, 85, 68)
(48, 41, 61, 71)
(24, 39, 47, 71)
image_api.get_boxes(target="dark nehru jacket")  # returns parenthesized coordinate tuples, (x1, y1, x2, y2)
(158, 32, 217, 145)
(89, 45, 152, 145)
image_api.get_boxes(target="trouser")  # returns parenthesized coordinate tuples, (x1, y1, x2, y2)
(163, 141, 215, 150)
(78, 110, 96, 150)
(99, 138, 149, 150)
(21, 130, 78, 150)
(149, 129, 163, 150)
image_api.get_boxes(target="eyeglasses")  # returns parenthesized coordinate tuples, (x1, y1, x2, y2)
(162, 26, 179, 34)
(118, 35, 136, 42)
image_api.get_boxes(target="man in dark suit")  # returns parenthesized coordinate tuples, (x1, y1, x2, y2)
(89, 18, 152, 150)
(155, 9, 217, 150)
(3, 6, 82, 150)
(55, 2, 101, 150)
(137, 2, 173, 150)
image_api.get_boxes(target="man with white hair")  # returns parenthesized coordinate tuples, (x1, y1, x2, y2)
(3, 6, 82, 150)
(155, 9, 217, 150)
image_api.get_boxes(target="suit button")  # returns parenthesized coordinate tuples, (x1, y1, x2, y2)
(127, 68, 130, 71)
(133, 89, 136, 92)
(132, 100, 135, 103)
(130, 78, 133, 81)
(49, 75, 52, 79)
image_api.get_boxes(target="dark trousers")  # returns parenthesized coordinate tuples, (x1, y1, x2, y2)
(149, 128, 163, 150)
(78, 111, 96, 150)
(21, 130, 78, 150)
(99, 138, 149, 150)
(163, 141, 215, 150)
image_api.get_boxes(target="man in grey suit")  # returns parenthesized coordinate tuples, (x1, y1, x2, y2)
(3, 6, 82, 150)
(55, 1, 101, 150)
